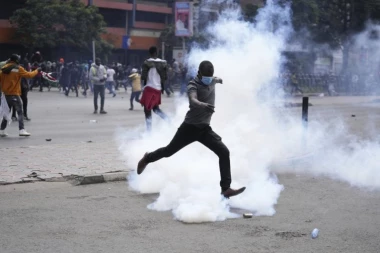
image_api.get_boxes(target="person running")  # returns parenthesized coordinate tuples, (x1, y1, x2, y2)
(137, 60, 246, 199)
(128, 68, 142, 110)
(106, 65, 116, 97)
(90, 58, 107, 114)
(140, 46, 168, 130)
(0, 54, 40, 137)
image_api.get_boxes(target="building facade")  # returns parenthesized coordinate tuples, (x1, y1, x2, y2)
(0, 0, 173, 65)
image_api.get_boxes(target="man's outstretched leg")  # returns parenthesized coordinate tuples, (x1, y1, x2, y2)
(198, 127, 246, 198)
(137, 123, 198, 174)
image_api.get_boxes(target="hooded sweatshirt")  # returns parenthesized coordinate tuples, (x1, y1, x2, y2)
(0, 62, 38, 95)
(141, 58, 167, 91)
(90, 63, 107, 85)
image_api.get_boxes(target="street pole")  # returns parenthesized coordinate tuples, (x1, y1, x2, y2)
(92, 40, 96, 63)
(89, 0, 95, 62)
(182, 38, 186, 59)
(162, 42, 165, 60)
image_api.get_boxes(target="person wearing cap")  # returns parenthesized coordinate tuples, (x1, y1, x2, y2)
(128, 68, 142, 110)
(0, 54, 40, 137)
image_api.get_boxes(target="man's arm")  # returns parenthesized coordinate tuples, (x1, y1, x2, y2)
(215, 77, 223, 84)
(161, 62, 168, 82)
(19, 66, 38, 79)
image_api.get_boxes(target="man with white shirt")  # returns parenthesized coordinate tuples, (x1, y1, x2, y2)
(140, 46, 168, 131)
(106, 66, 116, 97)
(90, 58, 107, 114)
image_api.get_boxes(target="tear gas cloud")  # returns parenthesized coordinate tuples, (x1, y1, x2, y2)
(118, 0, 380, 223)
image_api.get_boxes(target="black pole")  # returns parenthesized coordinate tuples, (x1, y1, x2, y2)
(302, 97, 309, 127)
(132, 0, 136, 27)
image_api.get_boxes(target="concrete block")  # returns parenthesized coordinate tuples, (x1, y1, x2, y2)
(78, 174, 105, 185)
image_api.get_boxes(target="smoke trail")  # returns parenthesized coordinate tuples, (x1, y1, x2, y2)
(117, 0, 290, 223)
(117, 0, 380, 223)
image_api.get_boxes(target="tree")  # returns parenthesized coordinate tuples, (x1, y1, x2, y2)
(9, 0, 112, 56)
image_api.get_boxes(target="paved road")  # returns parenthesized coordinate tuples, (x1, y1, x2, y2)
(0, 89, 176, 147)
(0, 89, 178, 183)
(0, 90, 379, 184)
(0, 178, 379, 253)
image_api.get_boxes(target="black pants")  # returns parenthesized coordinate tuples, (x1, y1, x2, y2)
(67, 79, 79, 96)
(130, 91, 141, 109)
(1, 95, 24, 130)
(12, 88, 28, 118)
(146, 123, 232, 191)
(94, 85, 105, 111)
(144, 105, 167, 131)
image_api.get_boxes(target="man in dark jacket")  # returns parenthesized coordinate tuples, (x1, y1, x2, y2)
(140, 46, 168, 131)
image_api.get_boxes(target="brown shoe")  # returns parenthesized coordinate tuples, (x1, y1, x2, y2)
(137, 152, 149, 175)
(221, 187, 246, 198)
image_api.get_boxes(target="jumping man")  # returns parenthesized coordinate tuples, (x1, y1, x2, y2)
(137, 61, 246, 198)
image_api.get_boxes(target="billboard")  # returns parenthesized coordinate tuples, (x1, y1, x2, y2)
(175, 2, 193, 37)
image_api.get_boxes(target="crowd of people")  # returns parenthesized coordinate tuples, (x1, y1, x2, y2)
(0, 49, 192, 136)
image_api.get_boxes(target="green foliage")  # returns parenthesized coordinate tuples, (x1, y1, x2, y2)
(9, 0, 111, 54)
(289, 0, 380, 48)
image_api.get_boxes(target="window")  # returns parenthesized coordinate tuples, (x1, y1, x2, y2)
(135, 11, 166, 23)
(99, 8, 127, 28)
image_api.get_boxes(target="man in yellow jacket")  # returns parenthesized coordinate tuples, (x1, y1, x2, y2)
(0, 54, 40, 137)
(128, 68, 142, 110)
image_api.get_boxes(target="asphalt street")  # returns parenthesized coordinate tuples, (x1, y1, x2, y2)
(1, 90, 380, 252)
(0, 176, 379, 253)
(0, 88, 176, 148)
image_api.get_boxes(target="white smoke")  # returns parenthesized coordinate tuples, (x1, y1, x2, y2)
(117, 0, 380, 223)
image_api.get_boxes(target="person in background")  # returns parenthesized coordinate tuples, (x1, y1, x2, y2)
(30, 62, 43, 92)
(180, 63, 188, 96)
(290, 73, 302, 95)
(165, 67, 175, 97)
(11, 74, 31, 121)
(172, 59, 181, 86)
(0, 54, 40, 137)
(66, 61, 79, 97)
(60, 63, 71, 95)
(140, 46, 168, 131)
(90, 58, 107, 114)
(81, 63, 89, 97)
(30, 51, 43, 64)
(128, 68, 141, 110)
(117, 64, 127, 91)
(106, 65, 116, 97)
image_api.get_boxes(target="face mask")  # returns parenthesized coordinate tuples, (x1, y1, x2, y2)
(201, 76, 213, 85)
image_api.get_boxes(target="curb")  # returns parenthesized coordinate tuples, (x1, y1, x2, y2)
(73, 171, 129, 186)
(0, 171, 129, 186)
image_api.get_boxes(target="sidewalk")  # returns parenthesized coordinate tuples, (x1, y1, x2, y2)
(0, 140, 129, 184)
